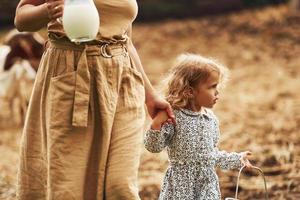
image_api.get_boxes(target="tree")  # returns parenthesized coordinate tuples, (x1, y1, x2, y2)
(0, 0, 19, 27)
(290, 0, 300, 12)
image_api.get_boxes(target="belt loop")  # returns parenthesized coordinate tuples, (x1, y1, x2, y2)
(122, 43, 128, 56)
(44, 40, 50, 50)
(66, 50, 74, 72)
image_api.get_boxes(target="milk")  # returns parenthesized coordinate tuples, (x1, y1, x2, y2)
(62, 4, 99, 42)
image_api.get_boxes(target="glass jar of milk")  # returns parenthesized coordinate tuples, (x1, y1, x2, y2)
(62, 0, 100, 43)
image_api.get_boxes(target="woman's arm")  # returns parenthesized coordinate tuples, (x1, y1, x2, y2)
(126, 25, 175, 123)
(15, 0, 64, 32)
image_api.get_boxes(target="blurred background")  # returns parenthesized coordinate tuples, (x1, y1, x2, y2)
(0, 0, 300, 199)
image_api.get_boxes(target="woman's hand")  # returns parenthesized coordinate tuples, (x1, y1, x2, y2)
(15, 0, 64, 31)
(46, 0, 64, 20)
(146, 94, 176, 125)
(240, 151, 253, 168)
(151, 110, 169, 130)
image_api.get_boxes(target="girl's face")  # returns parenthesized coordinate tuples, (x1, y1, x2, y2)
(190, 71, 220, 111)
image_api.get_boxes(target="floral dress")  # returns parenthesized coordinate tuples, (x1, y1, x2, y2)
(144, 109, 243, 200)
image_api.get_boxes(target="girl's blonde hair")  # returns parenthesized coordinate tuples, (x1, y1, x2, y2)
(161, 53, 229, 109)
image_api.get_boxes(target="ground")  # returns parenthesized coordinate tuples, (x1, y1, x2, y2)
(0, 4, 300, 200)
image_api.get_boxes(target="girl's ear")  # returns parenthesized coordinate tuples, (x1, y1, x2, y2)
(183, 87, 194, 98)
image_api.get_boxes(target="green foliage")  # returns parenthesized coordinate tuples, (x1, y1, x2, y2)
(0, 0, 290, 26)
(138, 1, 190, 20)
(137, 0, 289, 21)
(243, 0, 288, 6)
(0, 0, 19, 27)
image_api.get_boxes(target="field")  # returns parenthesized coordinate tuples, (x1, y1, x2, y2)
(1, 4, 300, 200)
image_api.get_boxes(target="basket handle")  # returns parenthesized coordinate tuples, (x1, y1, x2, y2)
(234, 165, 269, 200)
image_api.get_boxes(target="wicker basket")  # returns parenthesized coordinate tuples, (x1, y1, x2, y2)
(225, 165, 269, 200)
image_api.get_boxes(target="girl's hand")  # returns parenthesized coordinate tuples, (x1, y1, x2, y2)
(146, 94, 176, 124)
(46, 0, 64, 20)
(240, 151, 253, 168)
(151, 110, 169, 130)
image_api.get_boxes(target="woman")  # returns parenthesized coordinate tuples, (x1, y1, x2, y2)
(14, 0, 175, 199)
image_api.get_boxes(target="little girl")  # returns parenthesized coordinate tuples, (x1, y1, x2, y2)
(144, 54, 252, 200)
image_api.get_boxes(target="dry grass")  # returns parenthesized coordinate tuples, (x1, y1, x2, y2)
(136, 4, 300, 200)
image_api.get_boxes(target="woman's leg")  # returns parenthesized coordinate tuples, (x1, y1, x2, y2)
(103, 55, 146, 199)
(18, 44, 99, 200)
(105, 107, 145, 199)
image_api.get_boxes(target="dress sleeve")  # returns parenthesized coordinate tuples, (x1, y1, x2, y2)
(212, 116, 243, 170)
(144, 123, 175, 153)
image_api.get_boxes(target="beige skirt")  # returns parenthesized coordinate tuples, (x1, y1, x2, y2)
(17, 38, 146, 200)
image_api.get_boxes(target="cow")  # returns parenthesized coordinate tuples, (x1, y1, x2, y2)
(0, 29, 44, 125)
(2, 29, 44, 72)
